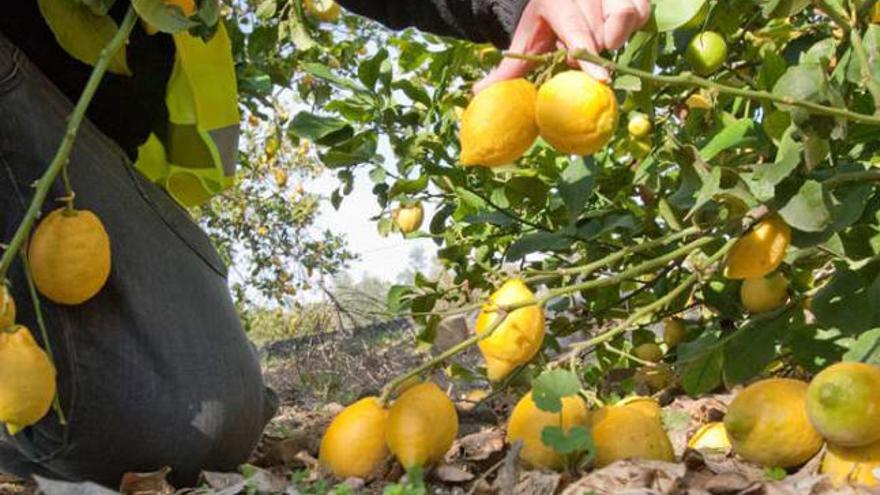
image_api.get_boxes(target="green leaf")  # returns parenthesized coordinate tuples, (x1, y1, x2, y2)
(559, 157, 597, 224)
(723, 309, 795, 387)
(748, 127, 800, 201)
(131, 0, 193, 34)
(541, 425, 594, 455)
(358, 49, 389, 91)
(778, 180, 831, 232)
(506, 232, 572, 261)
(387, 285, 413, 313)
(394, 80, 432, 107)
(289, 112, 353, 144)
(762, 0, 811, 17)
(678, 333, 724, 395)
(532, 370, 581, 413)
(301, 62, 366, 93)
(38, 0, 131, 76)
(388, 175, 429, 197)
(256, 0, 276, 19)
(698, 120, 758, 162)
(76, 0, 116, 15)
(813, 266, 880, 334)
(286, 2, 316, 50)
(653, 0, 707, 31)
(320, 132, 378, 168)
(843, 329, 880, 365)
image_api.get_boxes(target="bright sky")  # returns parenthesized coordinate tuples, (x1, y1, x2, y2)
(309, 166, 437, 284)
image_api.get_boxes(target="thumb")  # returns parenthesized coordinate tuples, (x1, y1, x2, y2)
(473, 57, 534, 93)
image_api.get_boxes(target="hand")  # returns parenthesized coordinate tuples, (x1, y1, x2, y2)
(474, 0, 651, 92)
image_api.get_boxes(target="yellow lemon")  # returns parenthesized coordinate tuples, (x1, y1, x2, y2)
(724, 215, 791, 280)
(28, 208, 112, 305)
(872, 2, 880, 23)
(685, 92, 714, 110)
(740, 273, 789, 313)
(633, 342, 664, 363)
(688, 422, 732, 452)
(506, 391, 591, 469)
(592, 398, 674, 467)
(475, 279, 545, 381)
(724, 378, 823, 468)
(0, 286, 15, 330)
(0, 326, 56, 435)
(319, 397, 389, 478)
(806, 362, 880, 447)
(821, 440, 880, 487)
(304, 0, 340, 22)
(273, 167, 288, 188)
(627, 114, 652, 139)
(616, 396, 663, 422)
(535, 71, 618, 155)
(393, 203, 424, 235)
(460, 79, 539, 167)
(387, 382, 459, 469)
(664, 318, 687, 347)
(167, 0, 196, 16)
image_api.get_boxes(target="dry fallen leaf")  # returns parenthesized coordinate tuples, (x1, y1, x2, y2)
(434, 464, 475, 483)
(455, 427, 506, 462)
(513, 470, 561, 495)
(119, 466, 174, 495)
(561, 460, 685, 495)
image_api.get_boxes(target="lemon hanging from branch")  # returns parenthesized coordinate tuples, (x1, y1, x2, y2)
(535, 71, 618, 155)
(724, 214, 791, 280)
(28, 208, 111, 305)
(459, 79, 539, 167)
(475, 279, 545, 381)
(304, 0, 341, 23)
(0, 326, 57, 435)
(0, 286, 15, 331)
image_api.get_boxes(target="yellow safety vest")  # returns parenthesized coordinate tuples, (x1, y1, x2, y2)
(135, 22, 240, 207)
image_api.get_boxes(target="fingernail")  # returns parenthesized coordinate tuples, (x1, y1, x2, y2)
(578, 61, 610, 82)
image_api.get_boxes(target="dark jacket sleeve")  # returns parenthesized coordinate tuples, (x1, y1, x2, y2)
(336, 0, 529, 48)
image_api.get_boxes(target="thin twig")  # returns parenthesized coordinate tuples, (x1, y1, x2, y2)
(0, 7, 138, 280)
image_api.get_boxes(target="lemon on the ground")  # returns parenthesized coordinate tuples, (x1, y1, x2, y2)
(627, 114, 652, 139)
(821, 439, 880, 487)
(535, 71, 618, 155)
(387, 382, 459, 469)
(685, 31, 728, 76)
(319, 397, 389, 478)
(0, 286, 15, 330)
(506, 391, 591, 469)
(806, 362, 880, 447)
(459, 79, 539, 167)
(688, 422, 732, 452)
(475, 279, 545, 381)
(393, 203, 424, 235)
(634, 342, 664, 363)
(304, 0, 340, 22)
(28, 208, 111, 305)
(724, 378, 823, 468)
(0, 326, 56, 435)
(592, 397, 674, 467)
(724, 215, 791, 280)
(664, 318, 687, 347)
(740, 273, 788, 313)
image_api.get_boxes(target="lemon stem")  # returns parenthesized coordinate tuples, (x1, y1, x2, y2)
(0, 7, 137, 281)
(20, 251, 67, 426)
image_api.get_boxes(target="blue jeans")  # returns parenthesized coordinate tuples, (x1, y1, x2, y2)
(0, 31, 277, 487)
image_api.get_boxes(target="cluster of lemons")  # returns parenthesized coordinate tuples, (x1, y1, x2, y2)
(690, 363, 880, 488)
(0, 206, 111, 435)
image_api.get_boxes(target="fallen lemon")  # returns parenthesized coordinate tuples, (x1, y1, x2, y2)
(688, 422, 732, 452)
(806, 362, 880, 447)
(634, 342, 664, 363)
(29, 208, 112, 305)
(664, 318, 687, 347)
(506, 391, 591, 469)
(319, 397, 389, 478)
(535, 71, 618, 155)
(821, 439, 880, 487)
(0, 326, 56, 435)
(724, 215, 791, 280)
(304, 0, 340, 22)
(387, 382, 459, 469)
(475, 279, 545, 381)
(725, 378, 823, 468)
(460, 79, 539, 167)
(0, 286, 15, 330)
(740, 273, 788, 313)
(393, 203, 424, 235)
(592, 397, 674, 467)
